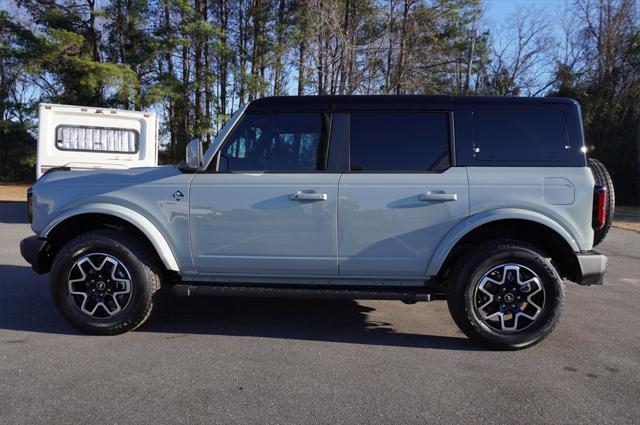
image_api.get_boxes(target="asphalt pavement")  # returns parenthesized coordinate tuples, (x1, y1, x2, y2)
(1, 201, 639, 425)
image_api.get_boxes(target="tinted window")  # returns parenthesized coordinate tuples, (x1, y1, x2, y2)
(350, 112, 450, 172)
(473, 109, 570, 162)
(219, 112, 329, 172)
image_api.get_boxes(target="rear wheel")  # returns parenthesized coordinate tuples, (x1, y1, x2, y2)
(50, 229, 163, 335)
(589, 158, 615, 246)
(447, 239, 564, 350)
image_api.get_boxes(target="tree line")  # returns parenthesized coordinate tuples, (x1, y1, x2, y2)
(1, 0, 638, 204)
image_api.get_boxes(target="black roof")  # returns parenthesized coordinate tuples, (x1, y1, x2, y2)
(246, 95, 578, 112)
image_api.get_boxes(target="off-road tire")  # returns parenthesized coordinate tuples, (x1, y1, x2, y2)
(50, 229, 162, 335)
(447, 239, 564, 350)
(589, 158, 615, 246)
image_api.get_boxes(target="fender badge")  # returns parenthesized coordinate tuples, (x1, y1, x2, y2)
(172, 190, 184, 201)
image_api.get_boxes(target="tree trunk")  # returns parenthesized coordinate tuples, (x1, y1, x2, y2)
(323, 22, 331, 94)
(194, 0, 204, 137)
(239, 0, 247, 105)
(218, 0, 229, 118)
(464, 30, 477, 95)
(249, 0, 262, 101)
(273, 0, 286, 96)
(179, 7, 190, 153)
(203, 0, 212, 143)
(395, 0, 412, 95)
(86, 0, 102, 103)
(346, 0, 357, 94)
(385, 1, 396, 94)
(317, 25, 324, 94)
(161, 0, 176, 160)
(338, 0, 350, 94)
(297, 39, 306, 95)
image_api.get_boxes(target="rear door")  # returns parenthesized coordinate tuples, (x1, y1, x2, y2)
(37, 103, 158, 178)
(190, 111, 340, 276)
(338, 111, 469, 277)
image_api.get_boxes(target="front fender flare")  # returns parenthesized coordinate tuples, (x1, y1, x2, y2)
(425, 208, 580, 277)
(42, 204, 180, 271)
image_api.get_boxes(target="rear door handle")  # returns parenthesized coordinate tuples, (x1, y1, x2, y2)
(419, 192, 458, 202)
(290, 191, 328, 201)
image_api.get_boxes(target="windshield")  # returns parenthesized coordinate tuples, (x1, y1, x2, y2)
(202, 104, 248, 168)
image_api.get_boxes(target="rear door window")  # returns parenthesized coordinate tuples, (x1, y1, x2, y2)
(349, 112, 450, 172)
(472, 109, 570, 162)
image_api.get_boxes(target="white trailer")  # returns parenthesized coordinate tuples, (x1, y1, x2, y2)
(36, 103, 159, 179)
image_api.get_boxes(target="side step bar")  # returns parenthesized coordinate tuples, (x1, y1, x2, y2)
(170, 284, 445, 304)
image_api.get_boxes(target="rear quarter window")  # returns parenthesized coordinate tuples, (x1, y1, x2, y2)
(472, 109, 570, 162)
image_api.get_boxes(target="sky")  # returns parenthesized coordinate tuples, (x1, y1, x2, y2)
(483, 0, 566, 71)
(484, 0, 566, 40)
(486, 0, 565, 21)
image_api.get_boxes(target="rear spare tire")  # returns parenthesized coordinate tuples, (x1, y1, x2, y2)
(589, 158, 615, 246)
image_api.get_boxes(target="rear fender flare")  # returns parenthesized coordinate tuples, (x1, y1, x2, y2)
(425, 208, 580, 277)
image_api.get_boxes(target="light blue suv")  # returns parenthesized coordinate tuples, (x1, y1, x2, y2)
(20, 95, 613, 349)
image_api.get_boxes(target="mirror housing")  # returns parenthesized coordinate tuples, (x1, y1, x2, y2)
(186, 138, 203, 169)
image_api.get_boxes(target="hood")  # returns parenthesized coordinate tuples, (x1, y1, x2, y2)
(35, 165, 182, 187)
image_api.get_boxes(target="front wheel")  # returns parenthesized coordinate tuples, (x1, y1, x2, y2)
(447, 240, 564, 350)
(50, 230, 163, 335)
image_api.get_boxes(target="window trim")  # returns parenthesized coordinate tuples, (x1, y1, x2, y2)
(209, 111, 333, 174)
(346, 110, 453, 174)
(326, 113, 349, 172)
(54, 124, 140, 154)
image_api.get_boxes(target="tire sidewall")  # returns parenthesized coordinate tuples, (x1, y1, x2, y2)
(51, 234, 153, 333)
(450, 245, 564, 349)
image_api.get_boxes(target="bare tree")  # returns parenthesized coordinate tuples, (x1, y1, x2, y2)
(487, 7, 558, 96)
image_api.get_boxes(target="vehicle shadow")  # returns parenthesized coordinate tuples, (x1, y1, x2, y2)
(0, 264, 79, 335)
(0, 264, 480, 351)
(0, 202, 28, 224)
(145, 295, 480, 350)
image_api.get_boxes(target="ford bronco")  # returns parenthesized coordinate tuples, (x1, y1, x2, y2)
(20, 95, 613, 349)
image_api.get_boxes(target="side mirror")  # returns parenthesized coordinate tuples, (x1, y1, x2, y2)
(186, 138, 203, 169)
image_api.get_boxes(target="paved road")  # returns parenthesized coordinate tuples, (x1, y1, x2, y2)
(1, 201, 639, 425)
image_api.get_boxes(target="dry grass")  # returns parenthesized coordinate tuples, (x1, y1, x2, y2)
(0, 184, 31, 202)
(613, 206, 640, 232)
(613, 222, 640, 232)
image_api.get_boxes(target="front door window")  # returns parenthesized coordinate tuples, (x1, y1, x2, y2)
(218, 112, 330, 172)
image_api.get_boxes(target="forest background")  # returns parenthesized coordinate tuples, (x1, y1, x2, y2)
(1, 0, 638, 204)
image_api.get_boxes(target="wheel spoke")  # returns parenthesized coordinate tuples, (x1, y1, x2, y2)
(473, 263, 546, 333)
(66, 253, 133, 319)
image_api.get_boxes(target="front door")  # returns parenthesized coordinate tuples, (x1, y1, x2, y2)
(338, 111, 470, 277)
(190, 111, 339, 276)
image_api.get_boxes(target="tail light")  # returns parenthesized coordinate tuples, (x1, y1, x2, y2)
(592, 185, 607, 230)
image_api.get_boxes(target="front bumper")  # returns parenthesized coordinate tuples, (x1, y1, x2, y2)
(20, 235, 51, 274)
(573, 251, 608, 285)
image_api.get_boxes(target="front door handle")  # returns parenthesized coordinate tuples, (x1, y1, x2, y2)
(419, 192, 458, 202)
(290, 191, 328, 201)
